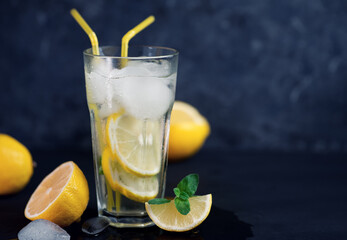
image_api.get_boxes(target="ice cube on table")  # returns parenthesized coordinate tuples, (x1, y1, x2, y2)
(18, 219, 70, 240)
(120, 76, 173, 119)
(85, 72, 114, 104)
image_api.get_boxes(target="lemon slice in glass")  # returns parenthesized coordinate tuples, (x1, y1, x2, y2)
(106, 113, 161, 177)
(102, 148, 159, 203)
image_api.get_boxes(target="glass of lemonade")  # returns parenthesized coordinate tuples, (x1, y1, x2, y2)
(83, 46, 178, 227)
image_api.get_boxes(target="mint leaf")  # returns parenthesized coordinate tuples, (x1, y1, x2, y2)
(175, 198, 190, 215)
(179, 191, 189, 201)
(98, 156, 104, 175)
(148, 198, 171, 205)
(177, 174, 199, 197)
(174, 187, 180, 197)
(99, 165, 104, 175)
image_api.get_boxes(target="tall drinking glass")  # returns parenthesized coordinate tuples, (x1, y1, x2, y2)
(83, 46, 178, 227)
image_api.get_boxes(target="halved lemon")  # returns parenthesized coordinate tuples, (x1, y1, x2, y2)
(145, 194, 212, 232)
(102, 148, 159, 203)
(24, 161, 89, 227)
(106, 113, 161, 176)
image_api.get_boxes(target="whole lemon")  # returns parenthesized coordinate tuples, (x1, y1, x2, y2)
(168, 101, 210, 161)
(0, 134, 33, 195)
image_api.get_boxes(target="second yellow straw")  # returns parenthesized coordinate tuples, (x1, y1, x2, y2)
(121, 16, 155, 57)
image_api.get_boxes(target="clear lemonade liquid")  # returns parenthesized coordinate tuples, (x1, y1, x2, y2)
(85, 56, 176, 219)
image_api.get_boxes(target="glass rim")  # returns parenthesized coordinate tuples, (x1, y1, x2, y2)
(83, 45, 179, 60)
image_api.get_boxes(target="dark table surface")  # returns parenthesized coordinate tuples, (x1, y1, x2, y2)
(1, 149, 347, 239)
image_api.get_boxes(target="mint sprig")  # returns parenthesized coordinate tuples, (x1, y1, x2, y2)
(177, 174, 199, 197)
(148, 173, 199, 215)
(175, 197, 190, 215)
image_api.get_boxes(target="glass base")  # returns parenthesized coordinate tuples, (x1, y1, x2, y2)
(101, 209, 155, 228)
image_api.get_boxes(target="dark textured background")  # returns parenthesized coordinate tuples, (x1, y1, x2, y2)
(1, 0, 347, 152)
(1, 2, 347, 239)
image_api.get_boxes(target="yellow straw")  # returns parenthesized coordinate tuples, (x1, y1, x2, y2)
(70, 9, 122, 211)
(70, 8, 100, 55)
(117, 15, 154, 207)
(121, 15, 155, 57)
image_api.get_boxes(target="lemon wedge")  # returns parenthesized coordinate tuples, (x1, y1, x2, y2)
(145, 194, 212, 232)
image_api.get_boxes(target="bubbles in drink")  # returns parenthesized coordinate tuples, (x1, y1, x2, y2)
(85, 72, 113, 104)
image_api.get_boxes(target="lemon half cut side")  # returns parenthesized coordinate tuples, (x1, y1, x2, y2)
(24, 161, 89, 227)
